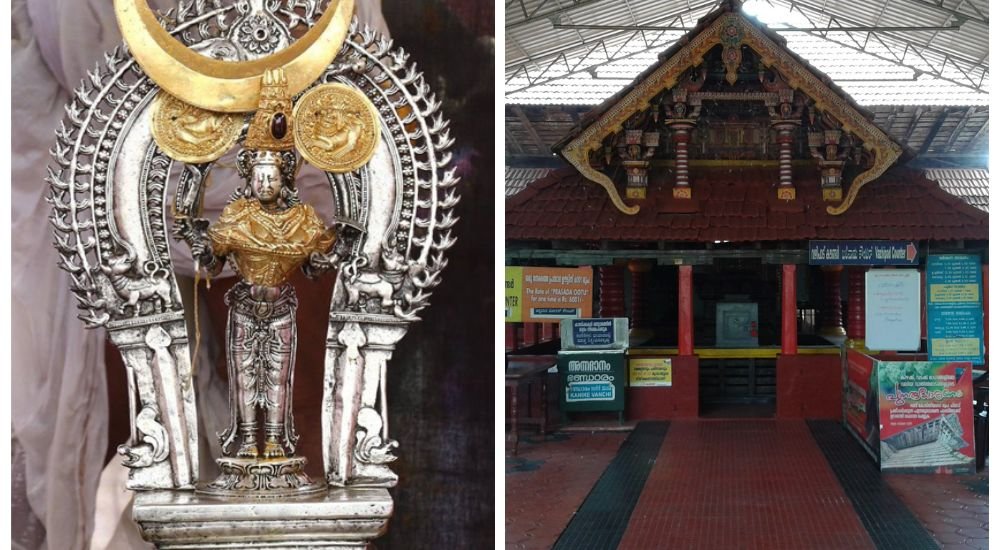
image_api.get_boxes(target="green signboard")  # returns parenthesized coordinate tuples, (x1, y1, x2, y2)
(558, 350, 625, 413)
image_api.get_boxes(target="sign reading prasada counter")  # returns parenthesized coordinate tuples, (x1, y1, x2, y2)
(504, 266, 593, 322)
(558, 351, 625, 412)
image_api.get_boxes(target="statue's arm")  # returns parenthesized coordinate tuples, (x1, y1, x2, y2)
(173, 216, 227, 275)
(302, 226, 341, 279)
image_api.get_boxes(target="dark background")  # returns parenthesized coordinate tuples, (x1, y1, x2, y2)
(105, 1, 495, 548)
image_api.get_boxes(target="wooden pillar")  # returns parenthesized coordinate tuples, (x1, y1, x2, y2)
(505, 323, 517, 353)
(773, 122, 798, 200)
(522, 322, 538, 348)
(627, 260, 653, 331)
(668, 121, 696, 199)
(819, 265, 845, 337)
(782, 264, 798, 355)
(539, 323, 556, 343)
(847, 266, 867, 348)
(597, 265, 626, 318)
(678, 265, 694, 356)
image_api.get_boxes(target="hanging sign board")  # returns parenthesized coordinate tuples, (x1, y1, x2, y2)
(504, 266, 594, 322)
(560, 318, 629, 350)
(926, 255, 984, 365)
(876, 360, 975, 473)
(865, 270, 920, 351)
(808, 240, 918, 266)
(557, 350, 625, 412)
(629, 358, 672, 387)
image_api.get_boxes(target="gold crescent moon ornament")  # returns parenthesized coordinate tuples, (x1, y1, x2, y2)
(150, 92, 245, 163)
(114, 0, 355, 113)
(292, 83, 381, 173)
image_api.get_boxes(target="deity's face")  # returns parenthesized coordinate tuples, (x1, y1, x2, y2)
(250, 162, 282, 203)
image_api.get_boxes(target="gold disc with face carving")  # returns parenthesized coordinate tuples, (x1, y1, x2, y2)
(151, 92, 244, 163)
(292, 83, 381, 173)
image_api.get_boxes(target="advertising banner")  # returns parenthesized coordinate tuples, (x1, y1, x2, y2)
(558, 351, 625, 412)
(865, 270, 920, 351)
(844, 350, 879, 454)
(504, 267, 522, 322)
(926, 255, 984, 365)
(876, 361, 975, 473)
(629, 358, 672, 387)
(504, 266, 594, 322)
(808, 240, 918, 266)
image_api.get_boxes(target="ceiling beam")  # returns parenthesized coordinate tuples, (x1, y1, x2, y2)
(962, 119, 989, 153)
(552, 23, 963, 32)
(917, 109, 951, 156)
(512, 105, 549, 153)
(942, 106, 977, 152)
(507, 0, 611, 30)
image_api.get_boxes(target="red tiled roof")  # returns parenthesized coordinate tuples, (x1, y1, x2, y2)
(505, 165, 988, 242)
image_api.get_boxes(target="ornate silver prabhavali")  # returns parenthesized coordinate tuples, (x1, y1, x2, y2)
(47, 1, 459, 547)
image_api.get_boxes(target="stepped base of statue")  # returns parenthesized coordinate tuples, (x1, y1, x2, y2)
(133, 487, 392, 549)
(200, 456, 324, 497)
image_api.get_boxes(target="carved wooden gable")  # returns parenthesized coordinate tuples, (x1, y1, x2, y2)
(557, 0, 903, 216)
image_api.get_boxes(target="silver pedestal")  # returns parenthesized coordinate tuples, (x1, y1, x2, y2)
(133, 488, 393, 549)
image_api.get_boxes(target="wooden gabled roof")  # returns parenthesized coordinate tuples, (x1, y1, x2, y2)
(554, 0, 905, 216)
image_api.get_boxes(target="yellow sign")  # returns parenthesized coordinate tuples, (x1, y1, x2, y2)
(505, 267, 523, 322)
(930, 338, 982, 357)
(929, 283, 980, 303)
(629, 358, 672, 387)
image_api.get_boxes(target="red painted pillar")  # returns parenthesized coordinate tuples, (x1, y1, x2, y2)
(522, 322, 538, 348)
(819, 265, 845, 337)
(505, 323, 517, 352)
(628, 260, 653, 331)
(678, 265, 694, 356)
(782, 264, 798, 355)
(598, 265, 626, 318)
(540, 322, 556, 343)
(847, 266, 867, 348)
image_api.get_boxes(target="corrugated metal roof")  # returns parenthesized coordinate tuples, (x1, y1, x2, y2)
(506, 0, 989, 105)
(506, 167, 553, 196)
(925, 168, 990, 212)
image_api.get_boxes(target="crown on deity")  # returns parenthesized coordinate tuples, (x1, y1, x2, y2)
(244, 68, 295, 151)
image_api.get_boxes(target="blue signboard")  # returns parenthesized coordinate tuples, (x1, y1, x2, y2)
(808, 240, 918, 266)
(926, 255, 984, 365)
(570, 319, 615, 347)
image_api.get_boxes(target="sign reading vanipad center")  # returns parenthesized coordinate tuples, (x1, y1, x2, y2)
(629, 358, 672, 387)
(505, 266, 593, 322)
(926, 255, 984, 365)
(808, 240, 918, 266)
(865, 270, 920, 351)
(558, 351, 625, 412)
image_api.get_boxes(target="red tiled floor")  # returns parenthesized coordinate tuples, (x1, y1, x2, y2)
(886, 469, 989, 550)
(618, 420, 875, 550)
(505, 432, 628, 550)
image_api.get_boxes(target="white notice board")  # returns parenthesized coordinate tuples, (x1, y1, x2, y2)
(865, 270, 920, 351)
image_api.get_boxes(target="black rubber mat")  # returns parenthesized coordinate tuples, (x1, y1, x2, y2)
(552, 421, 669, 550)
(807, 420, 939, 550)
